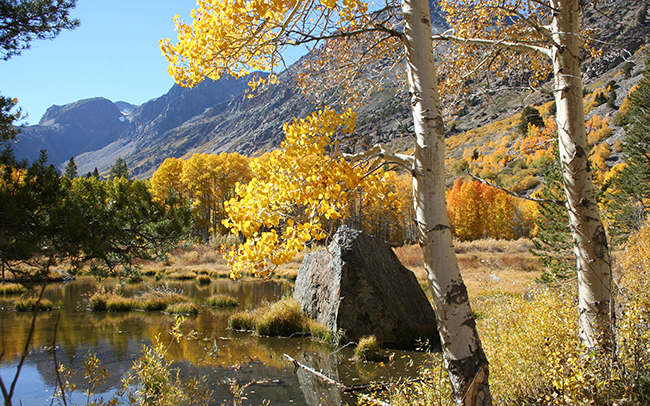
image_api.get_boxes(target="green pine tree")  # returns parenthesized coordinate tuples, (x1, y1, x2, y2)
(603, 56, 650, 243)
(109, 157, 128, 180)
(64, 156, 78, 178)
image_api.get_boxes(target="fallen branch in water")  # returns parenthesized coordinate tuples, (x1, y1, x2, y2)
(283, 353, 345, 388)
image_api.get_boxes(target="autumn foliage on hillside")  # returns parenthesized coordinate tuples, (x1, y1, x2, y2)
(446, 178, 537, 241)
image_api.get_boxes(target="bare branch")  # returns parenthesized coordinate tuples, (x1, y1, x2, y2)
(469, 174, 565, 206)
(343, 142, 414, 168)
(433, 34, 553, 58)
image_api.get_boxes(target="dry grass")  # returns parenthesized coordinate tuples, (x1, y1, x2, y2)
(14, 297, 54, 311)
(228, 296, 324, 337)
(166, 270, 197, 280)
(396, 239, 542, 300)
(0, 283, 26, 295)
(205, 293, 239, 307)
(85, 286, 191, 312)
(165, 301, 199, 315)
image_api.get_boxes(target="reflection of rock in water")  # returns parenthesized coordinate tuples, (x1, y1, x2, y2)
(295, 352, 343, 406)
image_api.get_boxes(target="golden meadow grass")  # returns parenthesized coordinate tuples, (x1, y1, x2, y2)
(86, 287, 191, 312)
(205, 293, 239, 307)
(228, 296, 327, 338)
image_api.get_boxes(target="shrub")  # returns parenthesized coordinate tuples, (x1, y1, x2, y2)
(518, 106, 544, 134)
(511, 174, 540, 194)
(354, 336, 383, 362)
(166, 302, 199, 315)
(205, 294, 239, 307)
(0, 283, 26, 295)
(14, 297, 53, 312)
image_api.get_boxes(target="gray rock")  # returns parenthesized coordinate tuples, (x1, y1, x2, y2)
(294, 226, 440, 350)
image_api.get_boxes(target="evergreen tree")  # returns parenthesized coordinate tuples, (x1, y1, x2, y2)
(0, 1, 79, 143)
(530, 146, 573, 283)
(0, 94, 23, 141)
(64, 156, 77, 178)
(518, 106, 545, 134)
(109, 157, 128, 180)
(604, 57, 650, 242)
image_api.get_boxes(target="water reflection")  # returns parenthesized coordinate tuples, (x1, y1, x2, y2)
(0, 277, 425, 405)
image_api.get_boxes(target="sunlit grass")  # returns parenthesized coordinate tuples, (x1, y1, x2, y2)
(205, 294, 239, 307)
(14, 297, 54, 311)
(0, 283, 26, 295)
(228, 296, 324, 338)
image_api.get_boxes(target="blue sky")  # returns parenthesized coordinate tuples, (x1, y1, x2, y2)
(0, 1, 200, 124)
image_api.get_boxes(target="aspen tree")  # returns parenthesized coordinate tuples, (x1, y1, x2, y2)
(162, 1, 492, 403)
(438, 0, 613, 350)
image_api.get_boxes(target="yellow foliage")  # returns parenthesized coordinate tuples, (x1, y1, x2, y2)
(150, 152, 252, 239)
(161, 0, 370, 90)
(222, 107, 391, 279)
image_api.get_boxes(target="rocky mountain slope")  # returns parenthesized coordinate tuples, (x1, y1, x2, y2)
(8, 0, 649, 178)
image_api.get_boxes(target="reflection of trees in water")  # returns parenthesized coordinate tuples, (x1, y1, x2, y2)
(0, 277, 378, 405)
(295, 352, 343, 406)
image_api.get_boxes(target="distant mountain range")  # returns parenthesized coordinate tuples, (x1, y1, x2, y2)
(6, 0, 648, 179)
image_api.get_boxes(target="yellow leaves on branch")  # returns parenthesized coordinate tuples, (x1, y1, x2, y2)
(160, 0, 370, 88)
(222, 107, 390, 279)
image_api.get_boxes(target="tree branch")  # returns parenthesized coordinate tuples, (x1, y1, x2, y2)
(432, 34, 552, 59)
(342, 142, 414, 168)
(469, 174, 565, 206)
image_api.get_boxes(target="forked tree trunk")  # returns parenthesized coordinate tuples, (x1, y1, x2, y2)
(551, 0, 613, 349)
(401, 0, 492, 404)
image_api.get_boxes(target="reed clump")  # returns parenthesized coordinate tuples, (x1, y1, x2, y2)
(0, 283, 26, 295)
(205, 294, 239, 307)
(228, 296, 323, 337)
(85, 286, 191, 312)
(14, 297, 54, 311)
(354, 335, 383, 362)
(195, 274, 211, 284)
(166, 301, 199, 315)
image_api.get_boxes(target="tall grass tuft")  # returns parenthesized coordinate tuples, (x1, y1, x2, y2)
(166, 302, 199, 315)
(205, 294, 238, 307)
(354, 336, 383, 362)
(255, 297, 305, 336)
(228, 296, 323, 338)
(0, 283, 26, 295)
(14, 297, 53, 311)
(196, 274, 211, 284)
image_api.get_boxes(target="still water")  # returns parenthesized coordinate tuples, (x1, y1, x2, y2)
(0, 277, 424, 405)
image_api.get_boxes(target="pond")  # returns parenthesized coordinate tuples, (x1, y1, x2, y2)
(0, 277, 426, 405)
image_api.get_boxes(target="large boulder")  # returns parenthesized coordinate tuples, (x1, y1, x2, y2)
(294, 226, 440, 350)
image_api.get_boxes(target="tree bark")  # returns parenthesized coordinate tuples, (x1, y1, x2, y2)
(551, 0, 613, 349)
(401, 0, 492, 404)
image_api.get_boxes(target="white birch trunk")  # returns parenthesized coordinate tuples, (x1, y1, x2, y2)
(551, 0, 613, 348)
(401, 0, 491, 403)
